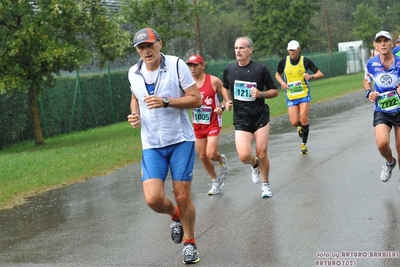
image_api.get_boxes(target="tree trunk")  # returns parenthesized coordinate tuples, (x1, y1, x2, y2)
(28, 86, 44, 145)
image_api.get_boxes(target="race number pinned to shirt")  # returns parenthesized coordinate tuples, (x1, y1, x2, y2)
(287, 81, 304, 96)
(193, 106, 212, 124)
(234, 80, 257, 101)
(377, 90, 400, 112)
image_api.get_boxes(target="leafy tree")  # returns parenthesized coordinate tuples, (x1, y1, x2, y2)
(380, 2, 400, 37)
(311, 1, 357, 52)
(202, 0, 248, 12)
(370, 0, 399, 32)
(311, 0, 399, 52)
(0, 0, 130, 145)
(348, 0, 400, 48)
(121, 0, 195, 55)
(352, 3, 382, 50)
(244, 0, 321, 57)
(195, 1, 248, 59)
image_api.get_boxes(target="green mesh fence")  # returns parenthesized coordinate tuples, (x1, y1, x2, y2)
(38, 69, 131, 138)
(0, 50, 348, 149)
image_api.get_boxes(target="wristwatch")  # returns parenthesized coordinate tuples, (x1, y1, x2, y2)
(162, 97, 170, 108)
(261, 92, 266, 98)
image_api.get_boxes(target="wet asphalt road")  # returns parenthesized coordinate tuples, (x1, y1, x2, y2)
(1, 91, 400, 267)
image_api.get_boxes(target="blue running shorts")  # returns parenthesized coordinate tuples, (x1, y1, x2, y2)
(286, 95, 311, 107)
(141, 141, 195, 182)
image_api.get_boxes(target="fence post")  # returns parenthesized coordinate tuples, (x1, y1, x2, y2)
(70, 69, 81, 131)
(107, 61, 115, 123)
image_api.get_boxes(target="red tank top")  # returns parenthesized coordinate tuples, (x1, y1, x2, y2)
(192, 74, 222, 127)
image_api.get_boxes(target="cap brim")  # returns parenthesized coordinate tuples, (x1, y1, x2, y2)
(134, 40, 157, 47)
(374, 35, 392, 42)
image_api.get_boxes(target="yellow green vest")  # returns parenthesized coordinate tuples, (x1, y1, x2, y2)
(284, 56, 308, 100)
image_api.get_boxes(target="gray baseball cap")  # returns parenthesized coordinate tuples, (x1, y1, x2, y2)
(374, 31, 392, 41)
(133, 28, 161, 47)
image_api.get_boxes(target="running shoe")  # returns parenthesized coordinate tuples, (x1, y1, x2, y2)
(208, 180, 224, 195)
(297, 125, 303, 138)
(170, 220, 184, 244)
(219, 154, 228, 180)
(261, 183, 272, 198)
(252, 165, 261, 184)
(183, 243, 200, 264)
(380, 159, 396, 182)
(301, 143, 308, 155)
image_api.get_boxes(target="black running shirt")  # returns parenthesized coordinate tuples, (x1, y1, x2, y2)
(223, 60, 277, 117)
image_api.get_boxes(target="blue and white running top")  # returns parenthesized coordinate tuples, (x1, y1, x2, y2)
(365, 55, 400, 113)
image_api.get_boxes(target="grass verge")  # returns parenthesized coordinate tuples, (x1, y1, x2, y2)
(0, 72, 364, 209)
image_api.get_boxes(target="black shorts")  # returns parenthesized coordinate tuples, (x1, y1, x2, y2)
(373, 110, 400, 128)
(234, 109, 270, 133)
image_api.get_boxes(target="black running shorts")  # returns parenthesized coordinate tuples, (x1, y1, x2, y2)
(373, 110, 400, 128)
(234, 109, 270, 133)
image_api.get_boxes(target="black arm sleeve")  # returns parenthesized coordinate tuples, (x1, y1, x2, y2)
(304, 57, 319, 73)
